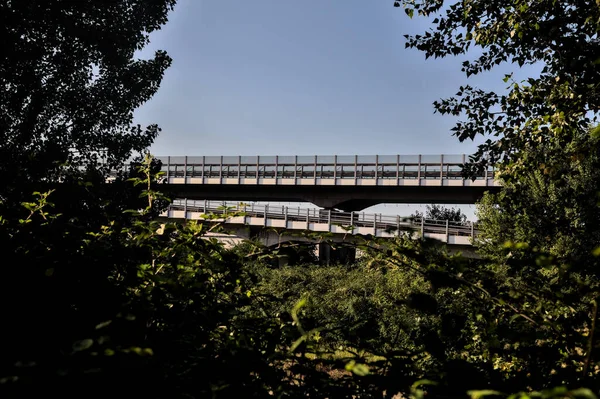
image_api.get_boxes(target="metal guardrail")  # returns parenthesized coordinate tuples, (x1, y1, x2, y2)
(155, 154, 497, 184)
(164, 200, 478, 243)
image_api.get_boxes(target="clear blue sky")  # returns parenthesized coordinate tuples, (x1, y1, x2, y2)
(134, 0, 531, 218)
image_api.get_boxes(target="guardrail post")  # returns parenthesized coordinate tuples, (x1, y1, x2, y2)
(237, 155, 241, 183)
(396, 154, 400, 184)
(328, 209, 332, 232)
(203, 199, 207, 213)
(484, 155, 489, 186)
(333, 155, 337, 183)
(166, 156, 170, 180)
(373, 213, 377, 235)
(184, 198, 187, 217)
(375, 155, 379, 184)
(222, 200, 226, 217)
(462, 154, 466, 186)
(284, 206, 288, 227)
(264, 204, 268, 227)
(350, 211, 354, 233)
(396, 215, 400, 236)
(440, 154, 444, 181)
(219, 155, 223, 183)
(313, 155, 317, 181)
(201, 156, 205, 180)
(294, 156, 298, 180)
(306, 208, 310, 230)
(354, 155, 358, 184)
(275, 155, 278, 184)
(184, 156, 187, 181)
(420, 217, 424, 237)
(256, 156, 260, 180)
(446, 219, 449, 243)
(417, 154, 421, 183)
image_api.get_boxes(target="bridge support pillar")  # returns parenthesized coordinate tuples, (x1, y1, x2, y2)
(318, 243, 356, 265)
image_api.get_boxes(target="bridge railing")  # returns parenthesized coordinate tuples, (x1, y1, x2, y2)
(165, 199, 478, 241)
(156, 155, 496, 182)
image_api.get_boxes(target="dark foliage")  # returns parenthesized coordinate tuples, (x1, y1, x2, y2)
(0, 1, 598, 398)
(412, 204, 468, 223)
(395, 0, 600, 176)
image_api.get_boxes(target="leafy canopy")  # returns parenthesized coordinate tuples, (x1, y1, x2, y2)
(0, 0, 176, 198)
(412, 204, 468, 223)
(395, 0, 600, 176)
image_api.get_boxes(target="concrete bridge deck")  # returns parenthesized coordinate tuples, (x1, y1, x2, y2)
(162, 199, 478, 246)
(156, 154, 500, 210)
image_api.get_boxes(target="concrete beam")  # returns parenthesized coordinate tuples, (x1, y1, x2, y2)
(162, 184, 500, 211)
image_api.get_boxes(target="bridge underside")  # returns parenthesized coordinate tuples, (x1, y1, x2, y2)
(200, 228, 480, 262)
(163, 184, 499, 211)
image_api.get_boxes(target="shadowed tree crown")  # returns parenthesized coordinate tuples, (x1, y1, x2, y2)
(0, 0, 176, 200)
(395, 0, 600, 177)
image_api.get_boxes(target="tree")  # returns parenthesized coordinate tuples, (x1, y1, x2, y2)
(395, 0, 600, 176)
(465, 132, 600, 392)
(0, 0, 175, 203)
(0, 2, 178, 396)
(476, 129, 600, 265)
(394, 1, 600, 392)
(412, 204, 468, 223)
(0, 158, 288, 398)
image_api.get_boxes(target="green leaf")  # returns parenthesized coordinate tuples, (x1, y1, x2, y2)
(411, 379, 438, 389)
(568, 388, 598, 399)
(344, 360, 370, 376)
(104, 349, 115, 356)
(515, 242, 529, 249)
(142, 348, 154, 356)
(72, 339, 94, 352)
(353, 363, 370, 376)
(468, 390, 503, 399)
(540, 386, 568, 398)
(95, 320, 112, 330)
